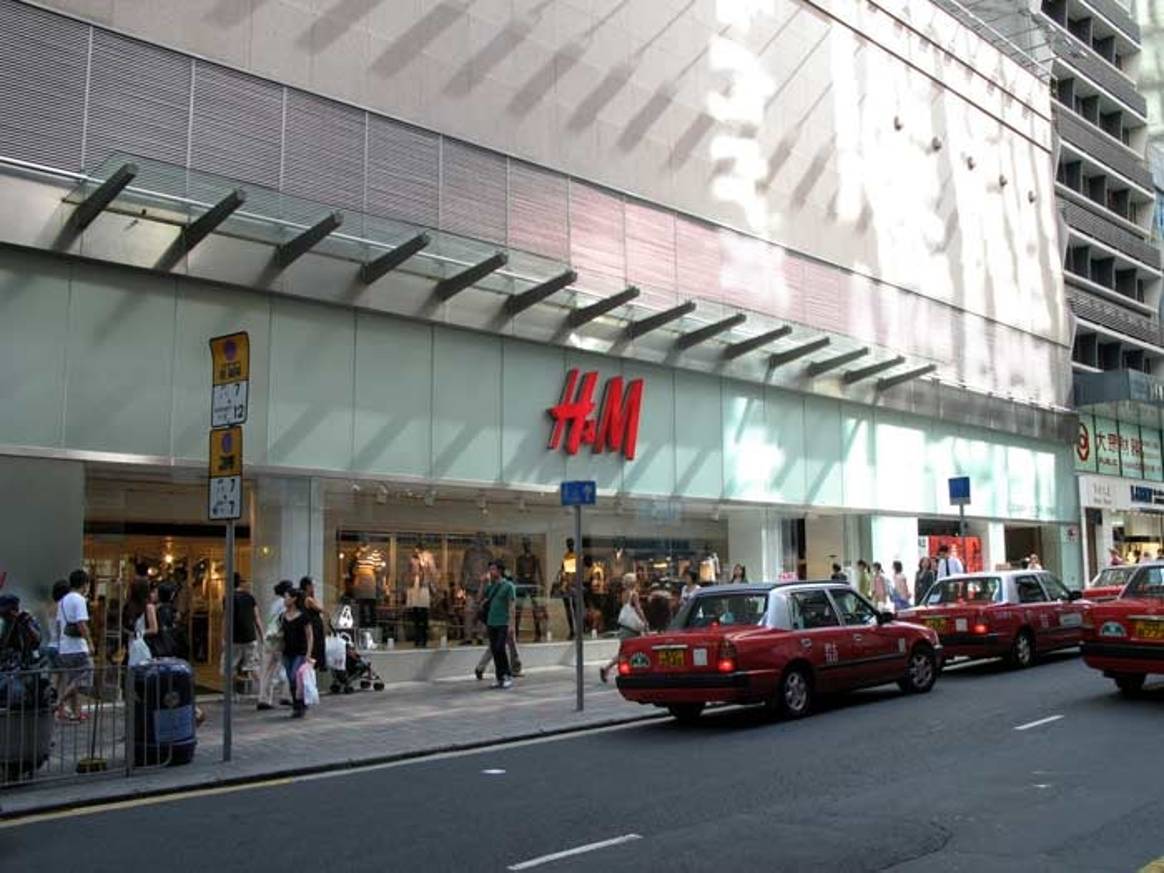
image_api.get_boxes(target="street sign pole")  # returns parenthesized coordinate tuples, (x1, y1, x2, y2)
(949, 476, 971, 572)
(223, 521, 235, 762)
(573, 503, 584, 712)
(959, 504, 966, 574)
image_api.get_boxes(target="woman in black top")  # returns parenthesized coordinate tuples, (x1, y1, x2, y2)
(299, 577, 326, 667)
(280, 588, 315, 718)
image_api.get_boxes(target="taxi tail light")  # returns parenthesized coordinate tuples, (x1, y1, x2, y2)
(716, 639, 737, 673)
(1080, 609, 1094, 630)
(617, 656, 631, 676)
(972, 612, 989, 635)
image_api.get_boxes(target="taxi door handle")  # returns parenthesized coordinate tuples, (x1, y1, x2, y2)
(852, 634, 863, 642)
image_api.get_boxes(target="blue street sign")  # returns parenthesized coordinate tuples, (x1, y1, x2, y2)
(948, 476, 971, 506)
(560, 480, 597, 506)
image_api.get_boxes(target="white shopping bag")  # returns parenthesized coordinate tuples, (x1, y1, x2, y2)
(297, 661, 320, 707)
(325, 635, 347, 671)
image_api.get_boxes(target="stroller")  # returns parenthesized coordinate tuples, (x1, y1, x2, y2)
(328, 632, 386, 694)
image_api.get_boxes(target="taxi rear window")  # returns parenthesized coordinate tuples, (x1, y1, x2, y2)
(1092, 567, 1134, 589)
(674, 594, 769, 629)
(925, 577, 1002, 605)
(1125, 567, 1164, 599)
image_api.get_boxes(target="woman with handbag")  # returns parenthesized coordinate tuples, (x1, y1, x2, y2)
(599, 583, 647, 684)
(280, 587, 315, 718)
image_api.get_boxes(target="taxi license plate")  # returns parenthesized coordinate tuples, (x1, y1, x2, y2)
(1133, 621, 1164, 641)
(925, 618, 946, 632)
(657, 649, 685, 668)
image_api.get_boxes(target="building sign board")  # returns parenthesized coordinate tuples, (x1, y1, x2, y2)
(1075, 414, 1097, 473)
(1142, 429, 1164, 481)
(1094, 416, 1122, 477)
(548, 369, 644, 460)
(1118, 420, 1143, 480)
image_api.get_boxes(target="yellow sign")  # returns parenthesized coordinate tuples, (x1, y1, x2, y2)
(208, 426, 243, 477)
(209, 332, 250, 386)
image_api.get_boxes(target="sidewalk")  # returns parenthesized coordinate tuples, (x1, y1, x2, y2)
(0, 663, 658, 818)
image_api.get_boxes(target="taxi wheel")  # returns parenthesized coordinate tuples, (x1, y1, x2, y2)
(1114, 673, 1146, 697)
(898, 645, 937, 694)
(667, 703, 705, 724)
(777, 666, 813, 719)
(1007, 629, 1035, 669)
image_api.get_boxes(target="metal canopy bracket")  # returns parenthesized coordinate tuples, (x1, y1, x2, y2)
(768, 337, 831, 368)
(806, 347, 870, 377)
(434, 252, 508, 301)
(842, 355, 906, 385)
(181, 188, 246, 252)
(70, 162, 138, 231)
(877, 363, 938, 392)
(626, 301, 696, 340)
(722, 325, 792, 360)
(505, 269, 577, 316)
(360, 232, 431, 285)
(675, 313, 747, 351)
(568, 286, 641, 328)
(275, 211, 343, 268)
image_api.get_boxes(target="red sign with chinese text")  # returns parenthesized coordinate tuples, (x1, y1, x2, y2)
(548, 369, 644, 460)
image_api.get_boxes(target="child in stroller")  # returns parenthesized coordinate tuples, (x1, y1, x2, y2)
(328, 633, 385, 694)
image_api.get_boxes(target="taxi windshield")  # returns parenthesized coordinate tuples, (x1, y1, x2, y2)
(1124, 567, 1164, 599)
(1091, 567, 1135, 589)
(674, 594, 769, 629)
(925, 577, 1003, 605)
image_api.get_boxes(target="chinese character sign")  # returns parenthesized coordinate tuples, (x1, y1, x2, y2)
(547, 369, 644, 460)
(1119, 421, 1143, 479)
(1075, 414, 1097, 473)
(1094, 416, 1121, 476)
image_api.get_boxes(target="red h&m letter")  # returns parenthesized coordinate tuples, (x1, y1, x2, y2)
(595, 377, 644, 460)
(548, 369, 598, 455)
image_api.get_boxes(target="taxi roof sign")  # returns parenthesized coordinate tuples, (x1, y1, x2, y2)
(210, 332, 249, 386)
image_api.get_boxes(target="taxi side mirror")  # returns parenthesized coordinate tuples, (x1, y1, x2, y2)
(1067, 590, 1083, 601)
(877, 610, 895, 624)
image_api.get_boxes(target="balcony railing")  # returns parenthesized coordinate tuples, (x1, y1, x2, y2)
(1060, 198, 1161, 269)
(1054, 106, 1153, 190)
(1065, 279, 1163, 346)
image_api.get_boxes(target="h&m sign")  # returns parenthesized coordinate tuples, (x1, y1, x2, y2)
(548, 369, 644, 460)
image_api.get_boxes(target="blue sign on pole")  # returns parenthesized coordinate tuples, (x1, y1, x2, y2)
(948, 476, 971, 506)
(560, 480, 597, 506)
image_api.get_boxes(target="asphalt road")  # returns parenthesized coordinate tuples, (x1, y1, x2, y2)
(3, 651, 1163, 873)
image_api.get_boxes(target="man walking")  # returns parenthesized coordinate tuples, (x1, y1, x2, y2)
(257, 580, 293, 711)
(56, 570, 93, 723)
(474, 563, 523, 681)
(934, 544, 964, 580)
(224, 574, 263, 697)
(482, 560, 516, 689)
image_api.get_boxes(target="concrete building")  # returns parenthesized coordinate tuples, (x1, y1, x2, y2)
(0, 0, 1080, 682)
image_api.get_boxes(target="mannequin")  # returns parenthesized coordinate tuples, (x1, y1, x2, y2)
(556, 538, 577, 640)
(610, 540, 629, 582)
(354, 543, 386, 628)
(699, 545, 721, 584)
(514, 538, 545, 642)
(405, 539, 438, 647)
(460, 533, 493, 646)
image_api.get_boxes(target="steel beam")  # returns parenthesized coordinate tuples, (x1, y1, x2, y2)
(722, 325, 792, 360)
(842, 355, 906, 385)
(767, 337, 831, 368)
(274, 211, 343, 268)
(806, 347, 870, 377)
(877, 363, 938, 392)
(505, 269, 577, 316)
(625, 301, 696, 340)
(434, 252, 508, 301)
(675, 313, 747, 351)
(567, 286, 640, 328)
(180, 188, 246, 253)
(359, 232, 431, 284)
(70, 163, 138, 231)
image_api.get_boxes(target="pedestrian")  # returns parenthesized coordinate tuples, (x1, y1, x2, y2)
(830, 563, 847, 582)
(299, 576, 326, 669)
(122, 578, 159, 657)
(730, 564, 747, 583)
(599, 588, 647, 683)
(225, 574, 263, 696)
(155, 582, 187, 660)
(680, 568, 702, 605)
(871, 562, 889, 607)
(934, 544, 964, 579)
(56, 570, 93, 723)
(406, 569, 435, 648)
(474, 565, 522, 681)
(257, 580, 293, 711)
(0, 594, 41, 665)
(890, 561, 910, 610)
(279, 586, 315, 718)
(1028, 554, 1042, 571)
(645, 584, 672, 631)
(482, 560, 516, 689)
(856, 559, 873, 599)
(914, 557, 935, 606)
(1157, 549, 1164, 561)
(1109, 548, 1123, 566)
(44, 579, 69, 670)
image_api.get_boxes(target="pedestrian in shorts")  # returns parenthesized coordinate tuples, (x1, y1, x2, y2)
(56, 570, 94, 723)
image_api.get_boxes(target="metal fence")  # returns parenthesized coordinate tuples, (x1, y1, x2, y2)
(0, 658, 196, 789)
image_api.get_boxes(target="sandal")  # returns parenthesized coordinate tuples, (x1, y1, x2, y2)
(599, 666, 609, 684)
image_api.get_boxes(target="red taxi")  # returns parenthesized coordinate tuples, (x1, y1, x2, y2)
(1082, 562, 1164, 695)
(1083, 565, 1137, 603)
(897, 570, 1086, 668)
(614, 582, 942, 722)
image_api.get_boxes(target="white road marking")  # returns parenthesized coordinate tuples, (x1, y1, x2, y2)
(1014, 714, 1064, 731)
(482, 768, 507, 775)
(507, 834, 643, 871)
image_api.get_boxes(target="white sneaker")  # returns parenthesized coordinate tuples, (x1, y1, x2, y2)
(499, 678, 514, 689)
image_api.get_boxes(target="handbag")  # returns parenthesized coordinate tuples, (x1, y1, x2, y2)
(476, 586, 496, 624)
(128, 632, 151, 667)
(618, 603, 645, 634)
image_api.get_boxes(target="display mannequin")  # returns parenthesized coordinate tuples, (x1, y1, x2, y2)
(460, 533, 493, 645)
(587, 557, 608, 632)
(699, 546, 721, 584)
(556, 538, 577, 640)
(514, 538, 545, 642)
(405, 540, 437, 647)
(354, 543, 386, 628)
(610, 540, 630, 582)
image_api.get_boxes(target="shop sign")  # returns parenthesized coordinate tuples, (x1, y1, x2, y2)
(1094, 416, 1122, 476)
(1085, 477, 1116, 509)
(1119, 421, 1143, 479)
(548, 369, 644, 461)
(1075, 414, 1097, 473)
(1142, 429, 1164, 482)
(1130, 484, 1164, 506)
(208, 426, 243, 520)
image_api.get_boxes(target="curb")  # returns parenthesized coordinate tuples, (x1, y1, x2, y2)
(0, 710, 665, 822)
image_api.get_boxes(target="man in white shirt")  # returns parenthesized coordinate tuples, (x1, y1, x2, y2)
(56, 570, 94, 722)
(934, 545, 964, 580)
(257, 580, 293, 711)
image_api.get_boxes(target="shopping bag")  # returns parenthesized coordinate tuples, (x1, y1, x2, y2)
(618, 604, 644, 633)
(325, 635, 347, 671)
(333, 604, 355, 631)
(298, 661, 319, 707)
(128, 634, 152, 667)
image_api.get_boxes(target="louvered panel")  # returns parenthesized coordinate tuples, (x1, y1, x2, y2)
(569, 181, 625, 285)
(282, 91, 365, 215)
(0, 2, 87, 170)
(507, 160, 567, 261)
(190, 62, 282, 189)
(769, 250, 805, 322)
(367, 117, 439, 227)
(86, 31, 191, 179)
(441, 140, 507, 245)
(675, 217, 720, 304)
(922, 298, 953, 363)
(625, 201, 675, 309)
(842, 273, 879, 344)
(719, 231, 769, 314)
(802, 258, 843, 331)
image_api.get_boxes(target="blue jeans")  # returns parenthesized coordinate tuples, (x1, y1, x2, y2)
(283, 654, 306, 712)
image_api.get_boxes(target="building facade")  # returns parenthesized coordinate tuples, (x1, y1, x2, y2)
(0, 0, 1081, 678)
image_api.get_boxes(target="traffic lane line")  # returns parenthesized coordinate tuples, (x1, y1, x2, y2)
(1014, 714, 1064, 731)
(508, 834, 643, 871)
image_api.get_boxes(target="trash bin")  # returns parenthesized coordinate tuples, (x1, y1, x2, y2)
(132, 658, 196, 767)
(0, 669, 54, 782)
